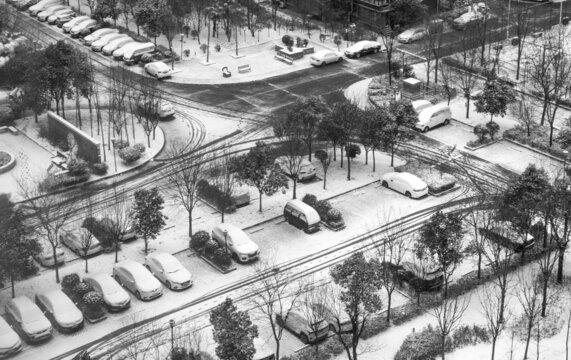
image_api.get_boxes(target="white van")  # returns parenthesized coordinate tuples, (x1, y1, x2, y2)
(29, 0, 62, 16)
(283, 199, 321, 233)
(122, 42, 155, 65)
(416, 103, 452, 132)
(211, 224, 260, 263)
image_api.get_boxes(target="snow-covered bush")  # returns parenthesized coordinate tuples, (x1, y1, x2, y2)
(301, 193, 317, 208)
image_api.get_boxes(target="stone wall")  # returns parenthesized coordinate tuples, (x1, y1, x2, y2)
(47, 111, 101, 163)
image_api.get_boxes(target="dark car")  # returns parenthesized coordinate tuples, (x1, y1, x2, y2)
(275, 310, 330, 344)
(383, 260, 444, 291)
(82, 217, 137, 244)
(478, 227, 535, 252)
(344, 40, 384, 58)
(311, 303, 352, 334)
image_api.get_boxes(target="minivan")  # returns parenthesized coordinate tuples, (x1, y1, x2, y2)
(211, 224, 260, 263)
(29, 0, 61, 15)
(283, 199, 321, 233)
(122, 42, 155, 65)
(415, 103, 452, 132)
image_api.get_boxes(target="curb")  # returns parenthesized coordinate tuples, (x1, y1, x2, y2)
(503, 137, 565, 163)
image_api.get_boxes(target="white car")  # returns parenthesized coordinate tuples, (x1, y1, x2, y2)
(70, 18, 98, 37)
(309, 50, 342, 67)
(212, 224, 260, 263)
(453, 11, 484, 30)
(62, 15, 89, 32)
(84, 273, 131, 312)
(5, 296, 52, 343)
(144, 252, 193, 290)
(344, 40, 384, 58)
(35, 290, 84, 333)
(411, 99, 433, 113)
(34, 242, 66, 267)
(83, 28, 119, 46)
(274, 156, 316, 182)
(47, 8, 74, 25)
(0, 316, 23, 357)
(37, 5, 68, 21)
(102, 37, 134, 55)
(59, 227, 102, 256)
(144, 61, 171, 79)
(91, 33, 129, 52)
(397, 28, 427, 43)
(381, 172, 428, 198)
(113, 260, 163, 301)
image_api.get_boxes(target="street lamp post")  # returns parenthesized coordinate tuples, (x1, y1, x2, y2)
(223, 229, 228, 255)
(169, 319, 175, 354)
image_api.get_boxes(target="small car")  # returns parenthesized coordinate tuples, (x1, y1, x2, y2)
(102, 37, 134, 55)
(62, 15, 89, 32)
(83, 273, 131, 312)
(479, 226, 535, 253)
(344, 40, 384, 58)
(137, 99, 175, 118)
(274, 156, 316, 182)
(91, 33, 129, 52)
(144, 252, 193, 290)
(416, 103, 451, 132)
(83, 217, 136, 243)
(452, 11, 484, 30)
(311, 303, 352, 334)
(397, 28, 427, 44)
(144, 61, 171, 79)
(309, 50, 342, 67)
(70, 19, 98, 37)
(211, 224, 260, 263)
(36, 4, 68, 21)
(380, 172, 428, 199)
(47, 8, 74, 25)
(113, 260, 163, 301)
(83, 27, 119, 46)
(5, 296, 52, 343)
(34, 242, 66, 267)
(0, 316, 23, 357)
(35, 290, 84, 333)
(392, 259, 444, 291)
(275, 310, 329, 344)
(60, 227, 102, 256)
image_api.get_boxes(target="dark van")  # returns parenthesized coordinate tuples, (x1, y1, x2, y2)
(283, 199, 321, 233)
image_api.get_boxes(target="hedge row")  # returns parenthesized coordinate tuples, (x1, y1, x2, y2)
(197, 179, 237, 213)
(190, 231, 232, 269)
(61, 273, 105, 321)
(503, 125, 569, 160)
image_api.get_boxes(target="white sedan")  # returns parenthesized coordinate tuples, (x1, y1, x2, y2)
(309, 50, 342, 67)
(144, 252, 192, 290)
(380, 172, 428, 199)
(397, 28, 427, 43)
(113, 260, 163, 301)
(144, 61, 171, 79)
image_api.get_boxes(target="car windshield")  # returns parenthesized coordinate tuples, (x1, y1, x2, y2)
(161, 257, 183, 273)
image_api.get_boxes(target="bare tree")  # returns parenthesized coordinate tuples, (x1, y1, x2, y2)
(423, 16, 444, 85)
(537, 238, 557, 317)
(431, 296, 470, 360)
(300, 279, 329, 359)
(250, 256, 305, 360)
(105, 184, 132, 263)
(78, 196, 95, 273)
(513, 8, 532, 80)
(17, 169, 74, 284)
(456, 47, 479, 119)
(516, 271, 543, 359)
(163, 140, 204, 240)
(379, 25, 397, 86)
(272, 118, 306, 199)
(134, 78, 163, 147)
(479, 283, 510, 360)
(509, 94, 537, 138)
(439, 64, 455, 105)
(210, 148, 239, 223)
(315, 149, 332, 190)
(464, 204, 493, 280)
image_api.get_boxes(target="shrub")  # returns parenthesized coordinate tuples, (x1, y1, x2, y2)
(190, 29, 199, 38)
(191, 230, 210, 250)
(473, 124, 489, 142)
(83, 291, 105, 319)
(282, 35, 294, 47)
(314, 200, 332, 221)
(73, 282, 94, 297)
(326, 208, 343, 222)
(212, 248, 232, 267)
(345, 143, 361, 158)
(403, 64, 415, 78)
(37, 122, 49, 139)
(451, 325, 489, 348)
(18, 258, 39, 279)
(361, 314, 390, 339)
(62, 273, 81, 291)
(171, 348, 188, 360)
(119, 146, 142, 164)
(486, 121, 500, 140)
(67, 158, 90, 177)
(214, 44, 221, 52)
(39, 174, 65, 192)
(302, 193, 318, 208)
(204, 240, 219, 256)
(111, 139, 129, 150)
(394, 324, 445, 360)
(200, 44, 208, 53)
(90, 162, 108, 175)
(295, 37, 302, 47)
(133, 143, 146, 154)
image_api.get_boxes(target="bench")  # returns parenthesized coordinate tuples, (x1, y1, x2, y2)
(8, 126, 18, 135)
(237, 64, 251, 73)
(274, 55, 293, 65)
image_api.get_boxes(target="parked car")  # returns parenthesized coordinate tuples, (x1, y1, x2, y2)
(144, 61, 171, 79)
(275, 310, 329, 344)
(311, 303, 352, 333)
(344, 40, 384, 58)
(62, 15, 89, 32)
(380, 172, 428, 199)
(452, 11, 484, 30)
(5, 296, 52, 343)
(35, 290, 84, 333)
(478, 226, 535, 252)
(34, 241, 66, 267)
(70, 19, 98, 37)
(91, 33, 129, 51)
(415, 103, 452, 132)
(309, 50, 342, 66)
(211, 223, 260, 263)
(59, 227, 102, 256)
(122, 42, 155, 65)
(137, 99, 175, 118)
(83, 28, 119, 46)
(83, 273, 131, 312)
(16, 0, 39, 11)
(397, 28, 427, 43)
(82, 217, 136, 243)
(144, 252, 193, 290)
(390, 259, 444, 291)
(113, 260, 163, 301)
(0, 316, 23, 357)
(29, 0, 62, 15)
(283, 199, 321, 234)
(274, 156, 316, 182)
(47, 8, 75, 25)
(36, 4, 68, 21)
(102, 37, 134, 55)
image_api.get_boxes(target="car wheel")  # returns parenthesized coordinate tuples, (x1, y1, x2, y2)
(356, 53, 361, 58)
(300, 333, 309, 344)
(444, 118, 450, 125)
(135, 291, 142, 300)
(382, 180, 389, 188)
(374, 48, 379, 54)
(114, 275, 122, 285)
(405, 191, 412, 198)
(166, 281, 172, 290)
(423, 126, 429, 133)
(232, 252, 240, 263)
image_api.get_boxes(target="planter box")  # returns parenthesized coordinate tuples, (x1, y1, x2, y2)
(464, 138, 500, 151)
(302, 47, 315, 55)
(84, 312, 107, 324)
(198, 254, 236, 274)
(278, 47, 305, 60)
(275, 44, 285, 52)
(321, 221, 346, 232)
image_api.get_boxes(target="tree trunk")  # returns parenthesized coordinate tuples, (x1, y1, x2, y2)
(372, 149, 376, 172)
(390, 143, 395, 167)
(557, 247, 565, 284)
(477, 252, 482, 279)
(308, 141, 312, 161)
(144, 237, 148, 255)
(347, 156, 351, 180)
(61, 97, 66, 118)
(341, 147, 344, 168)
(10, 273, 15, 298)
(541, 275, 549, 317)
(85, 256, 88, 273)
(364, 148, 368, 164)
(333, 142, 337, 161)
(323, 170, 327, 189)
(441, 335, 446, 360)
(491, 338, 497, 360)
(292, 178, 297, 199)
(541, 98, 547, 126)
(465, 94, 471, 118)
(53, 246, 60, 283)
(188, 209, 193, 238)
(258, 189, 263, 212)
(443, 273, 449, 299)
(524, 321, 533, 359)
(221, 209, 225, 223)
(386, 292, 392, 323)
